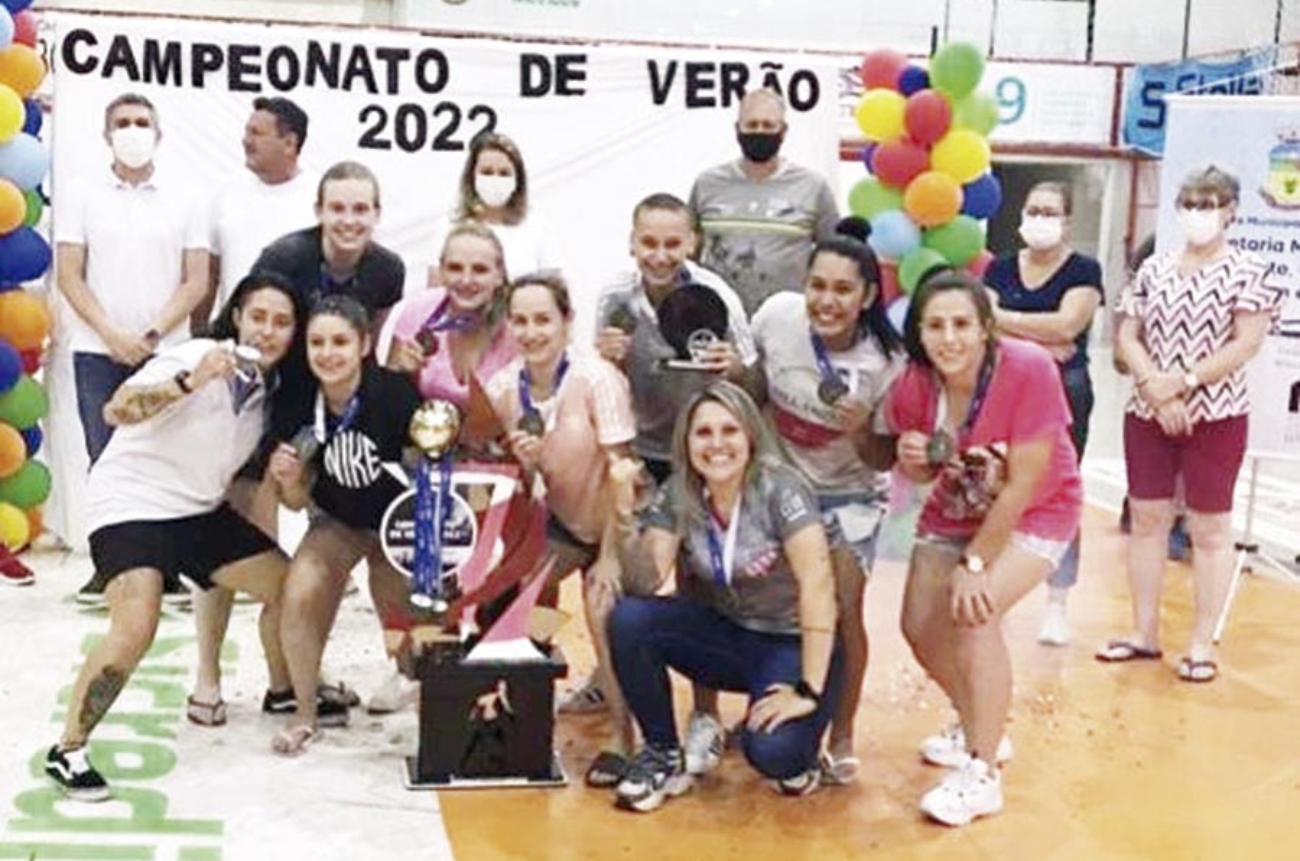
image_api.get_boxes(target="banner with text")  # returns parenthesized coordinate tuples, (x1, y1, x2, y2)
(1161, 95, 1300, 462)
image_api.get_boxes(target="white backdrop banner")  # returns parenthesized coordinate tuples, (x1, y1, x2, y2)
(41, 11, 842, 548)
(1161, 95, 1300, 462)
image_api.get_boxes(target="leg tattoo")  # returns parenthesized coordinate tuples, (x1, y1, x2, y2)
(78, 667, 129, 738)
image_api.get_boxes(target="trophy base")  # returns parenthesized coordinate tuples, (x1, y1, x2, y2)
(402, 751, 567, 790)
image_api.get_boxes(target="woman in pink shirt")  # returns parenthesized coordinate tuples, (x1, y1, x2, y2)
(484, 273, 640, 788)
(884, 271, 1081, 827)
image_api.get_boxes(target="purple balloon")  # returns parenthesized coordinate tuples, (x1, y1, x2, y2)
(898, 65, 930, 96)
(961, 173, 1003, 219)
(0, 342, 21, 393)
(21, 98, 40, 136)
(20, 423, 41, 456)
(0, 227, 51, 283)
(860, 142, 877, 169)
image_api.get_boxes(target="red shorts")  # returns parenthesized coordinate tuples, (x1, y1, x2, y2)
(1123, 413, 1248, 514)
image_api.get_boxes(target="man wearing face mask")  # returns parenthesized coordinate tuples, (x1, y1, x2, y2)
(983, 180, 1103, 647)
(56, 93, 210, 605)
(689, 88, 839, 317)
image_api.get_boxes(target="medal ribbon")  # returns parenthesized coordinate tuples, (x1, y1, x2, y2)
(416, 295, 480, 346)
(412, 454, 455, 604)
(518, 353, 570, 431)
(810, 333, 845, 393)
(933, 348, 997, 443)
(313, 390, 361, 444)
(705, 493, 743, 588)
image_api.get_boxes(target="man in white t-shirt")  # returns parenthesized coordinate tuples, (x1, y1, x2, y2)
(196, 96, 316, 327)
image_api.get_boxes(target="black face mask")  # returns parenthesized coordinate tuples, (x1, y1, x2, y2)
(737, 131, 782, 163)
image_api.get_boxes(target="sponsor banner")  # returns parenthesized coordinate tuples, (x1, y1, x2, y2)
(1161, 95, 1300, 461)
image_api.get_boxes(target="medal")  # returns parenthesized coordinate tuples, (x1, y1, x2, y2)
(817, 377, 850, 405)
(414, 327, 440, 356)
(926, 429, 955, 466)
(606, 304, 637, 333)
(517, 412, 545, 436)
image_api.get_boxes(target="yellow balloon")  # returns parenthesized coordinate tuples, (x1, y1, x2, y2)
(855, 88, 907, 142)
(0, 84, 22, 144)
(0, 501, 30, 551)
(930, 129, 992, 184)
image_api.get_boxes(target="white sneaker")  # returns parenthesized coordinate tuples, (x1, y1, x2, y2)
(366, 671, 420, 715)
(1038, 601, 1071, 646)
(920, 757, 1003, 826)
(919, 722, 1013, 768)
(683, 711, 726, 775)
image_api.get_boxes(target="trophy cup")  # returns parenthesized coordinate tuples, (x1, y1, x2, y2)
(408, 400, 462, 613)
(656, 283, 730, 371)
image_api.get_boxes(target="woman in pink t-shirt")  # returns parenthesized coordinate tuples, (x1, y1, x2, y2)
(485, 273, 641, 788)
(884, 272, 1081, 827)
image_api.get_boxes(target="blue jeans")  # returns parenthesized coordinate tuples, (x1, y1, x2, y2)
(608, 595, 843, 780)
(73, 352, 137, 466)
(1051, 363, 1094, 590)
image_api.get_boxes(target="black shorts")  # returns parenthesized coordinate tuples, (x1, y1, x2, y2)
(89, 503, 279, 591)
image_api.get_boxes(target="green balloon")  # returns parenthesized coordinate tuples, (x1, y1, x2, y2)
(930, 43, 985, 101)
(923, 216, 986, 266)
(848, 177, 904, 220)
(0, 376, 48, 429)
(952, 93, 999, 135)
(0, 459, 51, 509)
(899, 247, 949, 294)
(21, 189, 42, 227)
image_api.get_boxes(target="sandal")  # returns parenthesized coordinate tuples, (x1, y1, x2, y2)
(1095, 639, 1163, 663)
(271, 725, 318, 757)
(1177, 657, 1219, 683)
(819, 751, 861, 786)
(557, 680, 608, 715)
(185, 695, 228, 727)
(584, 750, 630, 788)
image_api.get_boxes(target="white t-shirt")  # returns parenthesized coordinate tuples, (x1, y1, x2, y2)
(209, 169, 318, 319)
(428, 212, 554, 286)
(55, 166, 209, 354)
(752, 292, 901, 498)
(85, 339, 268, 533)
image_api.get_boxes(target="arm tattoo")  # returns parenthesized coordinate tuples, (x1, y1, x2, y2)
(77, 666, 128, 738)
(104, 379, 184, 426)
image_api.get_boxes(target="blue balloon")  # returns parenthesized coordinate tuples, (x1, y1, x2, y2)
(0, 227, 50, 283)
(1, 1, 34, 14)
(0, 342, 20, 393)
(898, 65, 930, 96)
(21, 98, 39, 136)
(0, 9, 14, 48)
(0, 133, 48, 190)
(961, 173, 1003, 220)
(20, 423, 41, 456)
(868, 210, 922, 261)
(886, 296, 911, 336)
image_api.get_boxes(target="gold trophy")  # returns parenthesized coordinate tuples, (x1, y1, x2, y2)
(408, 400, 462, 613)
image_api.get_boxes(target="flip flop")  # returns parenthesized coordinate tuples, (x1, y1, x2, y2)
(1095, 639, 1164, 663)
(819, 751, 861, 786)
(271, 725, 318, 757)
(1177, 657, 1219, 683)
(185, 695, 228, 727)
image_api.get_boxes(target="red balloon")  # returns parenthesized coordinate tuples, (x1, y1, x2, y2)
(904, 89, 953, 147)
(966, 249, 995, 279)
(18, 349, 40, 375)
(878, 263, 901, 305)
(859, 49, 909, 91)
(13, 11, 39, 48)
(871, 137, 929, 188)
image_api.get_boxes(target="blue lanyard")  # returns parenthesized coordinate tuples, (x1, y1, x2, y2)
(417, 296, 480, 341)
(810, 333, 842, 386)
(315, 391, 361, 443)
(704, 495, 740, 588)
(937, 349, 997, 440)
(518, 353, 570, 427)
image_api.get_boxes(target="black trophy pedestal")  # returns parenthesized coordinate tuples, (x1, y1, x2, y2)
(404, 641, 568, 790)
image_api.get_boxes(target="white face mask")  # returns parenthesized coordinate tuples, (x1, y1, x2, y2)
(110, 126, 157, 169)
(474, 173, 516, 208)
(1018, 215, 1064, 250)
(1177, 207, 1224, 247)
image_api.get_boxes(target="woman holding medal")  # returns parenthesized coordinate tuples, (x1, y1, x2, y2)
(483, 273, 642, 787)
(883, 272, 1081, 826)
(750, 221, 903, 784)
(268, 295, 424, 755)
(604, 381, 842, 813)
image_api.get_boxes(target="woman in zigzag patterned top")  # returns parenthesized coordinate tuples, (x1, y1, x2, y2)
(1098, 166, 1281, 684)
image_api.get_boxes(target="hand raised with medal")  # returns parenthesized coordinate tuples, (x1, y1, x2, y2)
(191, 345, 239, 390)
(896, 430, 934, 474)
(386, 336, 426, 374)
(505, 427, 544, 472)
(268, 441, 306, 488)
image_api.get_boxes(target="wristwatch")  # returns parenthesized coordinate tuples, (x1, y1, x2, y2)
(961, 553, 986, 575)
(174, 370, 193, 394)
(1182, 371, 1200, 392)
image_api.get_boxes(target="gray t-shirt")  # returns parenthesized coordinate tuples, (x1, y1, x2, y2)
(689, 159, 839, 317)
(643, 465, 821, 635)
(594, 262, 757, 463)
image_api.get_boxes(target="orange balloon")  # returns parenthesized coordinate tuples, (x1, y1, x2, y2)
(0, 178, 24, 233)
(0, 291, 50, 352)
(0, 45, 46, 99)
(25, 505, 42, 544)
(0, 425, 24, 479)
(903, 171, 964, 228)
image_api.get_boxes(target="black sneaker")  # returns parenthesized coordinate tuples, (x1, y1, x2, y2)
(45, 745, 110, 802)
(262, 687, 350, 727)
(74, 573, 108, 607)
(614, 745, 692, 813)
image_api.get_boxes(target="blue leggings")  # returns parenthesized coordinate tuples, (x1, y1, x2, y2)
(608, 595, 843, 780)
